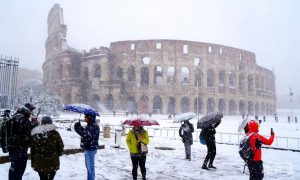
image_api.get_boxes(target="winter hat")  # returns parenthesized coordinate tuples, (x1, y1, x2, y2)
(24, 103, 36, 111)
(84, 113, 96, 122)
(41, 116, 53, 124)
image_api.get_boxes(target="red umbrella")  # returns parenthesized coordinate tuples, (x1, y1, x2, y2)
(122, 116, 159, 126)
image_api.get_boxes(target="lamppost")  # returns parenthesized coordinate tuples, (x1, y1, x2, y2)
(289, 87, 294, 120)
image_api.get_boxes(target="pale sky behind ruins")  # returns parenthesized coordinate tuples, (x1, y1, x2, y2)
(0, 0, 299, 97)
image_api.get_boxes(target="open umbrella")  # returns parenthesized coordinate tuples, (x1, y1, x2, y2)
(197, 112, 223, 129)
(238, 117, 249, 134)
(174, 112, 197, 123)
(122, 116, 159, 126)
(63, 103, 100, 116)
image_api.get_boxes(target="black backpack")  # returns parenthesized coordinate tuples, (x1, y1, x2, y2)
(239, 133, 256, 162)
(0, 116, 12, 153)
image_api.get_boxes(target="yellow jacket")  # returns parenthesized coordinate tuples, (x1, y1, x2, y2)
(126, 128, 149, 154)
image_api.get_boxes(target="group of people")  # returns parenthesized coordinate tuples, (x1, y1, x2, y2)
(178, 118, 275, 180)
(1, 104, 276, 180)
(0, 103, 100, 180)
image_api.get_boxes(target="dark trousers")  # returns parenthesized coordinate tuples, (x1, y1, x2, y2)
(38, 171, 56, 180)
(131, 156, 146, 180)
(203, 141, 216, 166)
(248, 160, 264, 180)
(9, 149, 28, 180)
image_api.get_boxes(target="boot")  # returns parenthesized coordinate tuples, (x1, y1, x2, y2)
(202, 160, 209, 170)
(208, 164, 216, 169)
(187, 155, 191, 160)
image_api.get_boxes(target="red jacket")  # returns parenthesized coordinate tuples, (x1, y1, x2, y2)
(247, 120, 275, 161)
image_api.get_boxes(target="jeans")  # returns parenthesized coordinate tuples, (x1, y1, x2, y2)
(9, 149, 28, 180)
(131, 156, 146, 180)
(84, 150, 97, 180)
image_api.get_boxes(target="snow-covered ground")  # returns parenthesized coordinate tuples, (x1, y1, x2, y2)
(0, 110, 300, 179)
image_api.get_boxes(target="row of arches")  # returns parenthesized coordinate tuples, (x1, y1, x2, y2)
(81, 64, 275, 93)
(63, 93, 274, 115)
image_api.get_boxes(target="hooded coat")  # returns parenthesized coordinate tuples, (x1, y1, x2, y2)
(247, 121, 274, 161)
(126, 127, 149, 155)
(31, 124, 64, 173)
(179, 121, 194, 145)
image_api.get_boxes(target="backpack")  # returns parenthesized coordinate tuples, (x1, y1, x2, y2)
(199, 129, 206, 145)
(239, 133, 255, 162)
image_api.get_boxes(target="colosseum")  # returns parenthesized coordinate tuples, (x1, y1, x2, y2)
(43, 4, 276, 115)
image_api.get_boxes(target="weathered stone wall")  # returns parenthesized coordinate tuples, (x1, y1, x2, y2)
(43, 4, 276, 115)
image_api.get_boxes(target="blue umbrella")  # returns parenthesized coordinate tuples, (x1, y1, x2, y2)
(63, 103, 100, 116)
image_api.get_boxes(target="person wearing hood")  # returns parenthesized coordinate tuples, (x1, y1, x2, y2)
(74, 113, 100, 180)
(179, 120, 194, 160)
(246, 120, 275, 180)
(31, 116, 64, 180)
(6, 103, 37, 180)
(126, 124, 149, 180)
(201, 121, 220, 169)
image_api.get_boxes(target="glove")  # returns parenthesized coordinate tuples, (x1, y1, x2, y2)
(271, 128, 274, 135)
(74, 122, 81, 129)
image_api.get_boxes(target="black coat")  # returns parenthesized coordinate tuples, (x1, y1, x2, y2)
(202, 122, 220, 143)
(179, 122, 194, 145)
(31, 124, 64, 173)
(74, 122, 100, 151)
(6, 109, 35, 151)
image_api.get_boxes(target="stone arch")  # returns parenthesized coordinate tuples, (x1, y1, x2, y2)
(219, 70, 226, 86)
(126, 95, 136, 112)
(128, 65, 136, 82)
(207, 98, 215, 113)
(229, 99, 236, 115)
(167, 66, 176, 83)
(239, 100, 246, 115)
(94, 64, 101, 78)
(255, 102, 260, 115)
(115, 66, 123, 80)
(229, 71, 236, 87)
(106, 94, 114, 111)
(181, 67, 189, 84)
(57, 63, 63, 79)
(141, 67, 149, 85)
(255, 75, 260, 89)
(181, 96, 190, 113)
(153, 96, 162, 114)
(194, 97, 203, 114)
(218, 98, 226, 114)
(248, 74, 254, 94)
(167, 96, 176, 114)
(261, 102, 265, 115)
(154, 66, 163, 86)
(195, 69, 203, 87)
(90, 94, 100, 111)
(207, 69, 215, 87)
(239, 73, 246, 91)
(248, 101, 254, 115)
(139, 95, 149, 114)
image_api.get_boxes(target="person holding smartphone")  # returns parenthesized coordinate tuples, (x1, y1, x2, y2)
(246, 120, 275, 180)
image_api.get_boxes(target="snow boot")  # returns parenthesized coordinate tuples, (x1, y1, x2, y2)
(208, 164, 217, 169)
(202, 160, 209, 170)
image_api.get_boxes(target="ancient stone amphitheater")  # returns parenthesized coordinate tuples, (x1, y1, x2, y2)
(43, 4, 276, 115)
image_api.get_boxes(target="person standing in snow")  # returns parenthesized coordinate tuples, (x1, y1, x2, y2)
(31, 116, 64, 180)
(246, 120, 275, 180)
(126, 124, 149, 180)
(179, 120, 194, 160)
(202, 121, 220, 169)
(74, 113, 100, 180)
(6, 103, 37, 180)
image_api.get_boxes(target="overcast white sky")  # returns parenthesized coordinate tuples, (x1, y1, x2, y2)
(0, 0, 299, 96)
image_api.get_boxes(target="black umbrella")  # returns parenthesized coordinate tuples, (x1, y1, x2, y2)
(197, 112, 223, 129)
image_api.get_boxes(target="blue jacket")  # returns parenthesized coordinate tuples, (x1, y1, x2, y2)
(74, 122, 99, 151)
